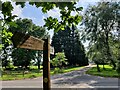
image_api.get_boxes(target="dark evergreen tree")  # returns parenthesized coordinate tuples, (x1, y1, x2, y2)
(51, 25, 88, 66)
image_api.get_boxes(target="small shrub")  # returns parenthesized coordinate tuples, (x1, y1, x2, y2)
(51, 52, 68, 68)
(51, 52, 68, 74)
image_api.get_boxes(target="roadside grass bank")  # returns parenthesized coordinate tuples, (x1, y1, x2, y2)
(86, 65, 119, 78)
(50, 66, 84, 75)
(0, 66, 84, 81)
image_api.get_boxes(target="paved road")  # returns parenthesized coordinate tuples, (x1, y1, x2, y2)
(1, 65, 119, 89)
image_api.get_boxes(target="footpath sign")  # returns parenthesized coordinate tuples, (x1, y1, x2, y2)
(12, 32, 51, 90)
(18, 36, 44, 50)
(12, 32, 44, 50)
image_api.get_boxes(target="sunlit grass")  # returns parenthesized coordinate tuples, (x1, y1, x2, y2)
(0, 65, 85, 81)
(50, 66, 85, 75)
(0, 69, 43, 81)
(63, 66, 84, 73)
(86, 65, 119, 78)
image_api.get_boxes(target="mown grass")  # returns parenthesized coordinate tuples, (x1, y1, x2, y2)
(50, 66, 85, 75)
(86, 65, 119, 78)
(0, 65, 85, 81)
(1, 72, 43, 81)
(0, 69, 43, 81)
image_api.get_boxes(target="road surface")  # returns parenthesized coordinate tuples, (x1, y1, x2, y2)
(1, 65, 119, 90)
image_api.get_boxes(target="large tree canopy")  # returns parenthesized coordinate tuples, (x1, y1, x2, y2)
(1, 1, 83, 32)
(2, 18, 47, 69)
(0, 1, 84, 68)
(82, 2, 120, 70)
(0, 1, 83, 54)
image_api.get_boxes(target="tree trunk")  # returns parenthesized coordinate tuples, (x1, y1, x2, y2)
(25, 65, 28, 69)
(38, 52, 42, 70)
(103, 64, 105, 70)
(97, 64, 100, 72)
(38, 59, 40, 70)
(105, 31, 116, 69)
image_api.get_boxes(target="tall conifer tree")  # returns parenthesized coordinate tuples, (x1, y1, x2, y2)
(52, 25, 88, 66)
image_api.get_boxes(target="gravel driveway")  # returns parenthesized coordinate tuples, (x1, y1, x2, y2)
(1, 65, 119, 90)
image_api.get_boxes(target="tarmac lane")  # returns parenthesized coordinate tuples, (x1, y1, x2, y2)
(1, 65, 119, 90)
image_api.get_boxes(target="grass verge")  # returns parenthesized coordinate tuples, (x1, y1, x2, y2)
(0, 69, 43, 81)
(86, 65, 119, 78)
(50, 66, 85, 75)
(0, 66, 85, 81)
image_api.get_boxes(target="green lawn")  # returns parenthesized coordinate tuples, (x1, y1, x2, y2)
(1, 69, 43, 81)
(86, 65, 119, 78)
(0, 66, 84, 81)
(50, 66, 84, 75)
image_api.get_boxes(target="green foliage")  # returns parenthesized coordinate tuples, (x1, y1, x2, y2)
(12, 48, 36, 68)
(1, 65, 84, 80)
(1, 1, 83, 32)
(82, 2, 120, 69)
(51, 52, 68, 67)
(2, 2, 13, 16)
(1, 1, 83, 69)
(2, 28, 13, 46)
(116, 56, 120, 73)
(52, 25, 88, 66)
(116, 62, 120, 73)
(86, 65, 119, 78)
(1, 28, 13, 68)
(6, 61, 14, 70)
(1, 1, 18, 68)
(51, 52, 68, 74)
(9, 18, 47, 69)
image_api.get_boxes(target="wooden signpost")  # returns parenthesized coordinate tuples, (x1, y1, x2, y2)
(12, 32, 53, 90)
(18, 36, 44, 50)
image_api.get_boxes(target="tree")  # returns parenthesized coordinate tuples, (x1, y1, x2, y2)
(51, 52, 68, 73)
(1, 1, 83, 33)
(15, 2, 83, 32)
(82, 2, 120, 69)
(1, 1, 83, 69)
(87, 39, 108, 72)
(51, 52, 68, 68)
(110, 28, 120, 72)
(52, 25, 88, 66)
(1, 1, 83, 68)
(12, 48, 36, 69)
(1, 23, 13, 69)
(9, 18, 47, 69)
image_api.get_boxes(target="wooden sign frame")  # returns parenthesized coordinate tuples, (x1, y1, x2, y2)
(12, 32, 51, 90)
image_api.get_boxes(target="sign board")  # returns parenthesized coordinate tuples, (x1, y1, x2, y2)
(18, 36, 44, 50)
(12, 32, 44, 50)
(50, 46, 54, 55)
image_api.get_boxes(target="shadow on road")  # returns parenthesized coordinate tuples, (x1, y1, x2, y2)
(52, 65, 118, 88)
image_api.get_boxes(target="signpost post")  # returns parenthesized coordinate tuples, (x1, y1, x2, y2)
(12, 32, 52, 90)
(43, 38, 50, 90)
